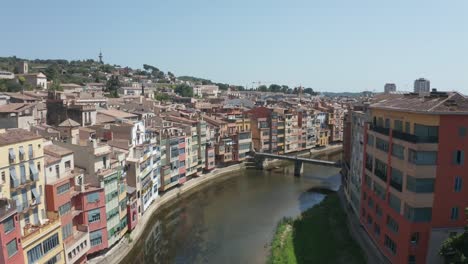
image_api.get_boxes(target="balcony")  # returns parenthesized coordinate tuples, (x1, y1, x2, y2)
(392, 130, 438, 144)
(369, 125, 390, 136)
(22, 212, 60, 247)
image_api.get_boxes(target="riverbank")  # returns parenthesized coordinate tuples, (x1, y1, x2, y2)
(89, 144, 343, 264)
(89, 163, 246, 264)
(268, 193, 366, 264)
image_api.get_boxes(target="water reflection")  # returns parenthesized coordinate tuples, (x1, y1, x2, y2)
(122, 153, 342, 264)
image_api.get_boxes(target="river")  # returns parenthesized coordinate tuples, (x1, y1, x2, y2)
(121, 152, 342, 264)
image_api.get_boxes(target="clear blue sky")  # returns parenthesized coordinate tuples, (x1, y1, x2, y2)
(2, 0, 468, 93)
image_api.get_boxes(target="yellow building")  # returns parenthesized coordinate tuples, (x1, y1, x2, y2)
(0, 129, 64, 264)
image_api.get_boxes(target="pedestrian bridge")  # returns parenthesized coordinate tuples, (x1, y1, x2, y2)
(252, 152, 341, 176)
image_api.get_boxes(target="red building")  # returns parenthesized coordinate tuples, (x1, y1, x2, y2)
(126, 187, 139, 231)
(360, 91, 468, 264)
(79, 187, 107, 255)
(0, 199, 24, 264)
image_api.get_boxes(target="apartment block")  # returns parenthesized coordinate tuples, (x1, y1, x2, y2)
(0, 129, 65, 264)
(361, 91, 468, 264)
(44, 143, 90, 264)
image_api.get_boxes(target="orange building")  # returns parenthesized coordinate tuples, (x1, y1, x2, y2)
(361, 91, 468, 264)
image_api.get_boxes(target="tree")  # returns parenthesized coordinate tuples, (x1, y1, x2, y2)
(440, 208, 468, 263)
(281, 85, 289, 93)
(105, 75, 120, 98)
(304, 87, 317, 95)
(216, 83, 229, 91)
(174, 84, 193, 97)
(154, 92, 170, 102)
(45, 64, 60, 81)
(268, 84, 282, 92)
(49, 78, 63, 91)
(258, 85, 268, 92)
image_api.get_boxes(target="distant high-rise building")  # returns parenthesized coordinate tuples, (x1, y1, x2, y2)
(414, 78, 430, 93)
(384, 83, 396, 93)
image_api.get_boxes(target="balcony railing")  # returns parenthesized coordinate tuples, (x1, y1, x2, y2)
(392, 130, 438, 143)
(369, 125, 390, 136)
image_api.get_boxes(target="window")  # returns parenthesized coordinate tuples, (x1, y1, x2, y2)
(365, 154, 373, 171)
(414, 123, 439, 140)
(374, 159, 387, 181)
(4, 216, 15, 233)
(368, 197, 373, 208)
(408, 150, 437, 165)
(459, 127, 467, 137)
(6, 239, 18, 257)
(451, 207, 459, 220)
(455, 176, 463, 192)
(410, 232, 419, 244)
(388, 193, 401, 213)
(376, 138, 389, 152)
(8, 148, 15, 163)
(37, 162, 41, 172)
(392, 144, 404, 160)
(404, 204, 432, 222)
(367, 134, 374, 146)
(406, 176, 434, 193)
(384, 235, 397, 255)
(27, 243, 43, 263)
(374, 224, 380, 237)
(90, 230, 103, 247)
(394, 120, 403, 132)
(405, 122, 410, 133)
(363, 191, 367, 201)
(28, 144, 33, 158)
(19, 146, 25, 161)
(387, 215, 399, 233)
(65, 161, 71, 170)
(87, 192, 99, 203)
(454, 150, 464, 165)
(367, 215, 373, 225)
(42, 233, 59, 254)
(62, 223, 73, 240)
(58, 202, 71, 216)
(1, 171, 4, 182)
(375, 204, 382, 218)
(373, 182, 386, 200)
(390, 168, 403, 192)
(365, 174, 372, 189)
(55, 165, 59, 177)
(408, 255, 416, 264)
(88, 209, 101, 223)
(57, 183, 70, 195)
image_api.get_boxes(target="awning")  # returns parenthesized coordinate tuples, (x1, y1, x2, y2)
(19, 146, 25, 156)
(9, 149, 15, 160)
(9, 167, 17, 181)
(29, 161, 38, 177)
(31, 187, 40, 200)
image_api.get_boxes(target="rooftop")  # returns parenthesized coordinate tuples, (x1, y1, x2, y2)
(371, 91, 468, 114)
(44, 144, 73, 157)
(0, 103, 35, 113)
(0, 129, 42, 146)
(58, 118, 80, 127)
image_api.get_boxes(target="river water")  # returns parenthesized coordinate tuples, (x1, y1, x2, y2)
(121, 153, 341, 264)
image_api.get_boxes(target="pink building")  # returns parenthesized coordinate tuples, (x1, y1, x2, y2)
(205, 143, 215, 171)
(78, 187, 107, 255)
(0, 199, 24, 264)
(44, 144, 91, 263)
(126, 187, 138, 231)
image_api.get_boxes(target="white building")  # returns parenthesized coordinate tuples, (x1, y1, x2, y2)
(0, 70, 14, 79)
(414, 78, 430, 93)
(18, 72, 48, 89)
(193, 85, 220, 98)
